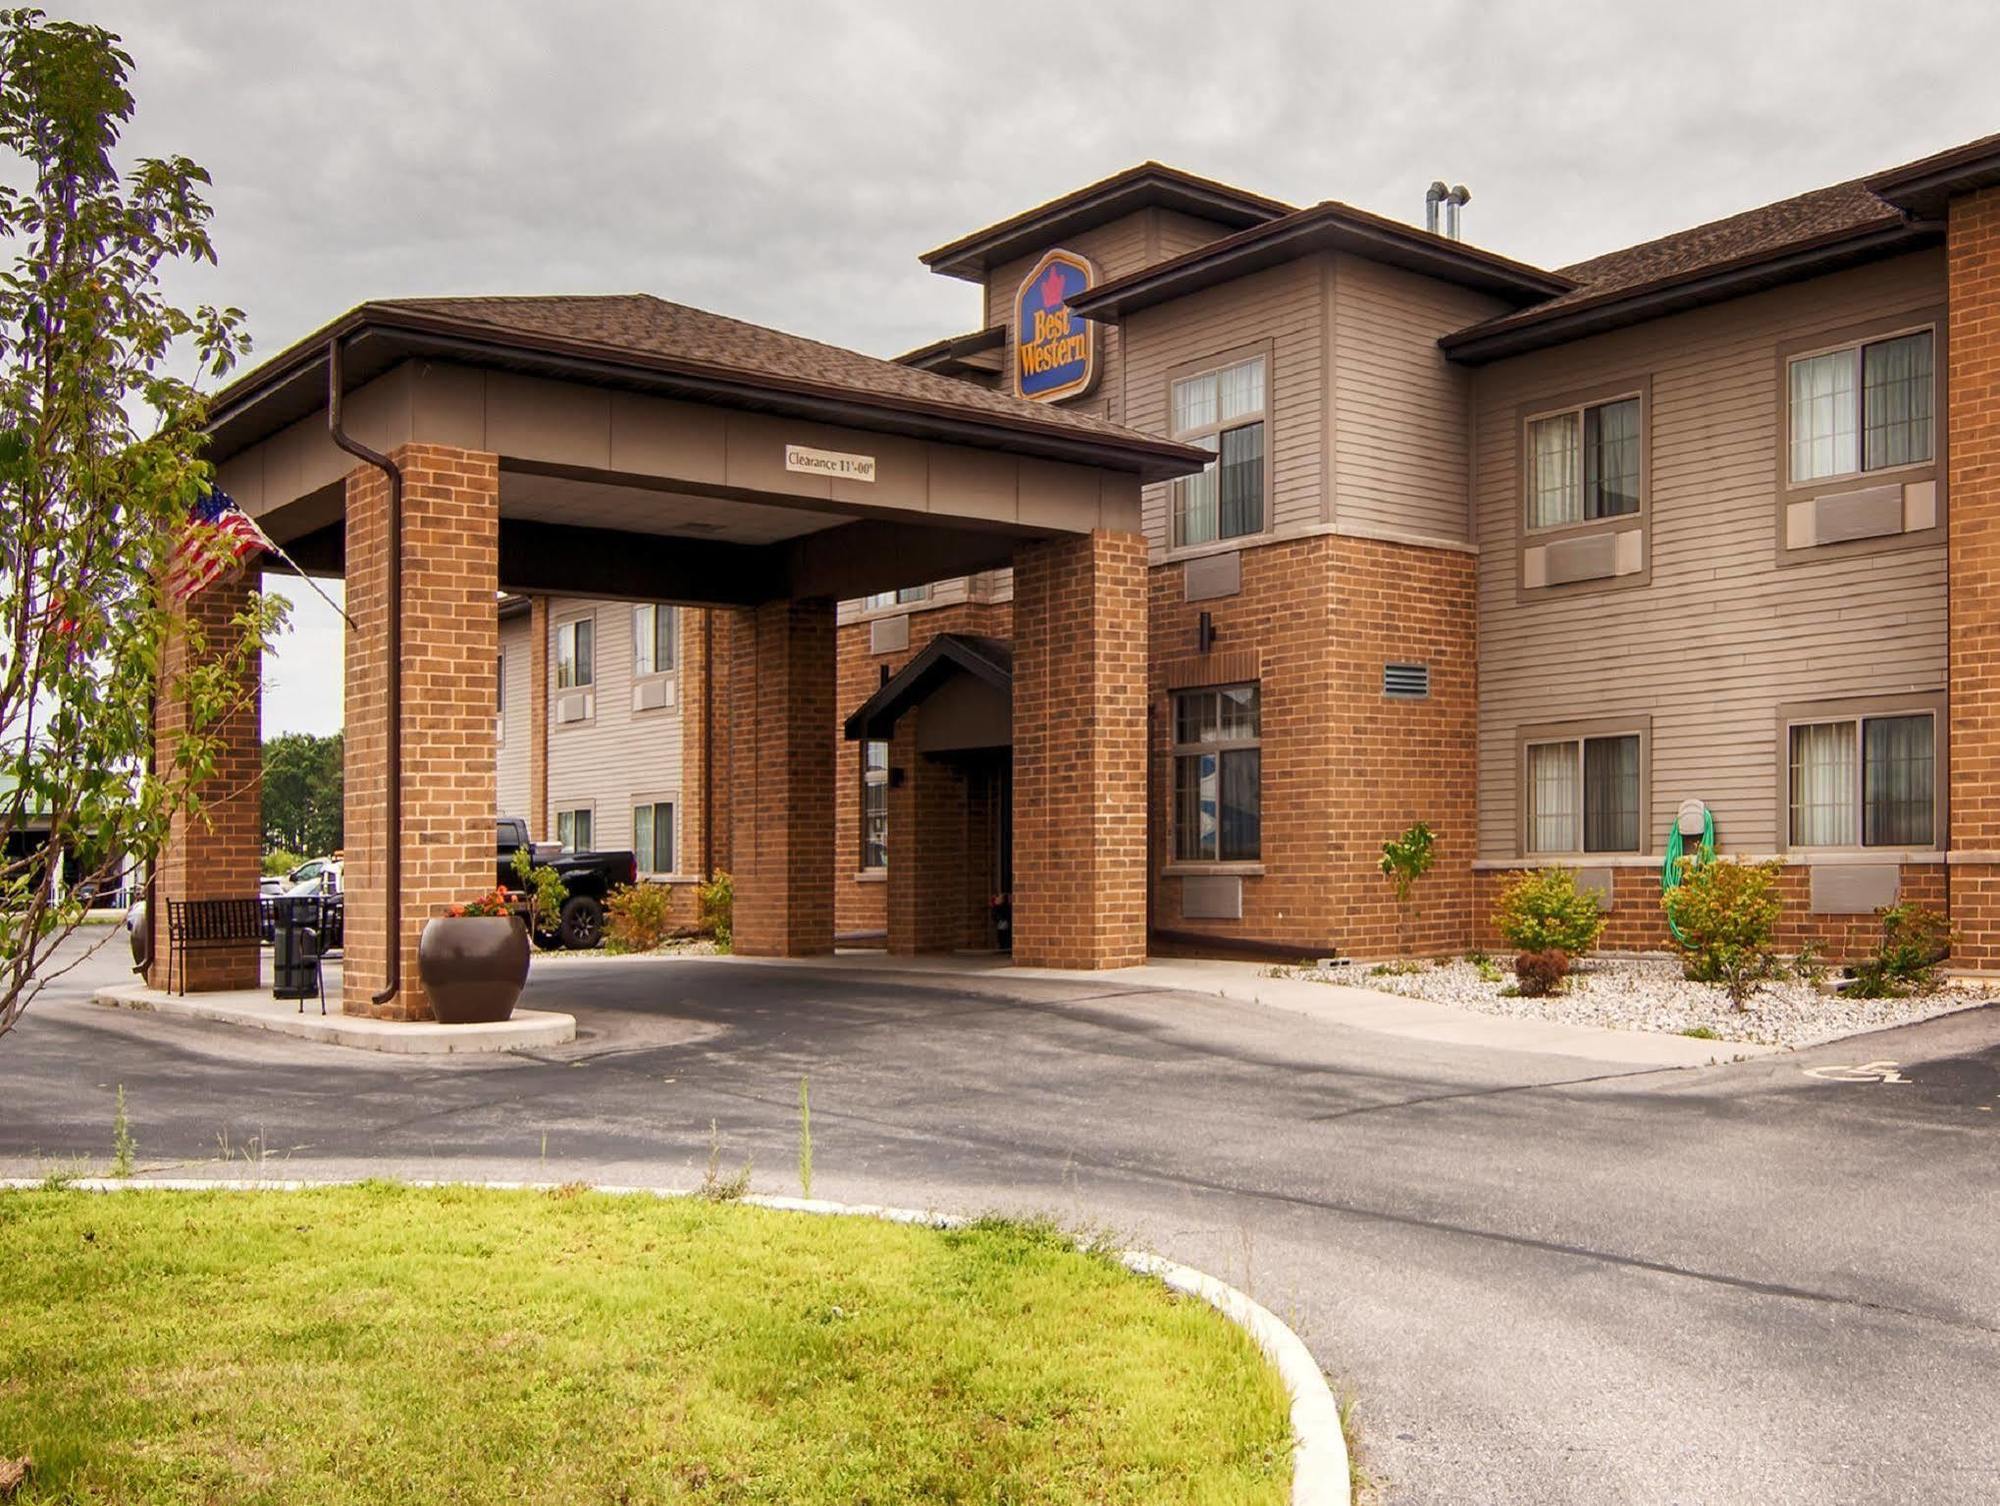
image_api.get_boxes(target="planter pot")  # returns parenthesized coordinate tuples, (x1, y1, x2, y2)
(418, 914, 530, 1024)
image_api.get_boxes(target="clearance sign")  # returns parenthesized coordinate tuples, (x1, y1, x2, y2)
(1014, 248, 1098, 402)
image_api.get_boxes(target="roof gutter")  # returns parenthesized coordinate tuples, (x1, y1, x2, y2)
(325, 337, 405, 1014)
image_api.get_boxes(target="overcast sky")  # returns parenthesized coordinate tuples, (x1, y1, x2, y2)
(74, 0, 2000, 737)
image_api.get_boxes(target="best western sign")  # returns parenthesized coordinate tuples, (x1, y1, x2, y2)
(1014, 248, 1098, 403)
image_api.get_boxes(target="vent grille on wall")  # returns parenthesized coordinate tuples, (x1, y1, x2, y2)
(1383, 662, 1430, 699)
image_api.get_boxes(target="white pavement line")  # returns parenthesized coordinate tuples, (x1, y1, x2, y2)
(3, 1176, 1350, 1505)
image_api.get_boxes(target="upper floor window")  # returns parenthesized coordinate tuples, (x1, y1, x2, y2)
(633, 604, 678, 677)
(1526, 396, 1641, 530)
(862, 586, 928, 611)
(1788, 328, 1933, 485)
(556, 617, 594, 690)
(1172, 684, 1260, 861)
(1171, 354, 1266, 548)
(1525, 732, 1642, 854)
(1788, 711, 1935, 848)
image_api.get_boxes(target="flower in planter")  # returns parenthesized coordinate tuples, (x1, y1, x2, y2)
(447, 888, 516, 919)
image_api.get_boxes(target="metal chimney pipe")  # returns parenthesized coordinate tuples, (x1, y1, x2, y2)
(1444, 184, 1471, 240)
(1424, 180, 1448, 234)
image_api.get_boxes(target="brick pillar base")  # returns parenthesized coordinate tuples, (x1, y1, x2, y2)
(886, 718, 969, 954)
(732, 599, 834, 957)
(1948, 185, 2000, 964)
(342, 444, 500, 1019)
(147, 568, 261, 992)
(1012, 529, 1147, 969)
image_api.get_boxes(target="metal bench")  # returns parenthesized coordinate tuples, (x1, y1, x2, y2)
(161, 898, 267, 996)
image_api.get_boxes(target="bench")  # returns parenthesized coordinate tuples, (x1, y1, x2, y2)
(161, 898, 267, 996)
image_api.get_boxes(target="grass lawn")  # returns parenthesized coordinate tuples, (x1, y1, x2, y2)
(0, 1184, 1291, 1504)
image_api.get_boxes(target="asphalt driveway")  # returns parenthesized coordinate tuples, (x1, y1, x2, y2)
(4, 934, 1997, 1504)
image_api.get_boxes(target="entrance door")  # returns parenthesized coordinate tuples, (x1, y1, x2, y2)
(983, 755, 1013, 952)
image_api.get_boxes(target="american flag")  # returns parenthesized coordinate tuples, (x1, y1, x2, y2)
(167, 487, 272, 604)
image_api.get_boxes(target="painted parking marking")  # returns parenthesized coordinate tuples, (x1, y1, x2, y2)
(1801, 1060, 1911, 1084)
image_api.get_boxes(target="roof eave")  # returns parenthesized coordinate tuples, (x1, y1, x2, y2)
(1439, 217, 1940, 365)
(1869, 144, 2000, 217)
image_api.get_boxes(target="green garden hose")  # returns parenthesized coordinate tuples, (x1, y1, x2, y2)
(1660, 805, 1716, 943)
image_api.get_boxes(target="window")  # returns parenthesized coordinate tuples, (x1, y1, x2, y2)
(860, 740, 888, 869)
(862, 586, 928, 610)
(634, 801, 675, 874)
(1525, 733, 1641, 854)
(1170, 354, 1266, 548)
(1526, 396, 1641, 530)
(633, 605, 678, 677)
(556, 808, 593, 852)
(1788, 329, 1933, 484)
(556, 618, 594, 690)
(1172, 684, 1260, 861)
(1788, 712, 1935, 847)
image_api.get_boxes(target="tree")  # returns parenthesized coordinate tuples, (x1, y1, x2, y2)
(0, 9, 282, 1040)
(261, 731, 342, 857)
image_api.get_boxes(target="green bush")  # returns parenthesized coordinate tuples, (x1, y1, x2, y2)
(262, 848, 304, 878)
(1662, 858, 1782, 1008)
(604, 882, 676, 954)
(1491, 869, 1606, 957)
(1847, 901, 1952, 998)
(699, 870, 734, 952)
(1512, 948, 1569, 997)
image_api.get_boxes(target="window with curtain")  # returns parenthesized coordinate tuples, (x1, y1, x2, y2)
(1526, 733, 1641, 854)
(1789, 328, 1933, 483)
(633, 604, 678, 677)
(1172, 684, 1260, 861)
(861, 740, 888, 869)
(556, 808, 593, 852)
(1526, 396, 1641, 529)
(556, 618, 594, 690)
(1789, 713, 1934, 847)
(862, 586, 928, 610)
(1171, 355, 1266, 548)
(633, 801, 675, 874)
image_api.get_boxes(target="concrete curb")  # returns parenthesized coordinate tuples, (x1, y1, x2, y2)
(3, 1176, 1349, 1505)
(90, 986, 575, 1054)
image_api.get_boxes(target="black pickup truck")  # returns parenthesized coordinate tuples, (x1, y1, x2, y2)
(496, 817, 638, 950)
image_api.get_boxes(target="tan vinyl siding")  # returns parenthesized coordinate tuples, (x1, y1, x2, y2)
(545, 597, 685, 864)
(1123, 256, 1328, 554)
(495, 613, 532, 817)
(1331, 254, 1505, 542)
(1474, 250, 1949, 859)
(1152, 208, 1241, 262)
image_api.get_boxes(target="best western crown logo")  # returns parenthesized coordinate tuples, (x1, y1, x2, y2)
(1014, 249, 1098, 403)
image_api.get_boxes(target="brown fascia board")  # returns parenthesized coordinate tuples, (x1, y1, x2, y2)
(919, 162, 1294, 282)
(1439, 214, 1936, 365)
(1067, 201, 1573, 321)
(893, 324, 1007, 369)
(1867, 133, 2000, 216)
(204, 303, 1211, 482)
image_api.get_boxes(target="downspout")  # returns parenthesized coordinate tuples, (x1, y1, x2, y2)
(702, 610, 715, 879)
(325, 338, 404, 1010)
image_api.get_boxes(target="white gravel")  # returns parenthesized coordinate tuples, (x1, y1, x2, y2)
(1328, 955, 1996, 1048)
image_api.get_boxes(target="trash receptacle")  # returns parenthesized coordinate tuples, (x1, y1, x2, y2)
(271, 897, 324, 1009)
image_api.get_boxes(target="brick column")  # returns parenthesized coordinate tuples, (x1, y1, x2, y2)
(1011, 529, 1147, 969)
(1949, 184, 2000, 968)
(343, 444, 500, 1018)
(147, 568, 261, 991)
(885, 718, 968, 954)
(528, 595, 549, 840)
(731, 598, 835, 956)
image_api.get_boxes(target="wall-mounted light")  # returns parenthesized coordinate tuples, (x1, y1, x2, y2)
(1197, 611, 1216, 654)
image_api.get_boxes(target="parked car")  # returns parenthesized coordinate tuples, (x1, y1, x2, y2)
(261, 856, 337, 901)
(496, 817, 636, 950)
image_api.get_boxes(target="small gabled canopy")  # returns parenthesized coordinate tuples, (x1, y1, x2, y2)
(843, 634, 1012, 742)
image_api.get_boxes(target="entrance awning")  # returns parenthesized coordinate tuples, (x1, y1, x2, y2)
(843, 634, 1012, 742)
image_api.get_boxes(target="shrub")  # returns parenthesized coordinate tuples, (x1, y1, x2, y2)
(605, 882, 676, 954)
(1662, 858, 1782, 1008)
(510, 844, 568, 934)
(1492, 869, 1605, 957)
(263, 848, 305, 878)
(699, 870, 734, 951)
(1847, 901, 1952, 998)
(1512, 948, 1570, 997)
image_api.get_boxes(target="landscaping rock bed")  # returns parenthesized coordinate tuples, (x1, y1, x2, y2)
(1340, 955, 1996, 1048)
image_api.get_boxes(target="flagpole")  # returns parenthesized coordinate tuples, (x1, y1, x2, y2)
(257, 541, 357, 630)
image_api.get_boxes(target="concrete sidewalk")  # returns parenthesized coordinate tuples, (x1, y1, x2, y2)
(93, 981, 574, 1054)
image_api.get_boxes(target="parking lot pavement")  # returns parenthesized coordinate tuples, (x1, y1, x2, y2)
(5, 935, 1997, 1504)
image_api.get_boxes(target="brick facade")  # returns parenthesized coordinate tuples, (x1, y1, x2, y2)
(731, 598, 836, 957)
(147, 566, 262, 992)
(1012, 530, 1148, 969)
(1947, 184, 2000, 968)
(342, 444, 500, 1019)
